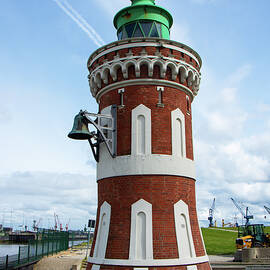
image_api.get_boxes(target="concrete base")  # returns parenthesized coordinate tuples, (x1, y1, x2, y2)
(234, 248, 270, 263)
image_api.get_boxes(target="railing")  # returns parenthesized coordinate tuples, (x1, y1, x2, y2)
(0, 230, 69, 270)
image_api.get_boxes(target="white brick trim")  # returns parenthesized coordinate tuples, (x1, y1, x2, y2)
(171, 108, 186, 158)
(129, 199, 153, 260)
(174, 200, 196, 259)
(132, 104, 152, 156)
(96, 150, 196, 180)
(93, 201, 111, 259)
(87, 255, 209, 267)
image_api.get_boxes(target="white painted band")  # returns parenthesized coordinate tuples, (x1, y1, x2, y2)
(97, 146, 196, 180)
(95, 78, 194, 102)
(87, 255, 209, 267)
(88, 40, 201, 68)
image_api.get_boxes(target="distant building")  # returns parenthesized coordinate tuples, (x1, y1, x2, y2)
(3, 227, 13, 234)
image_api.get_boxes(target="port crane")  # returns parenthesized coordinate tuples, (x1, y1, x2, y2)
(65, 218, 71, 231)
(208, 198, 216, 227)
(54, 213, 58, 231)
(32, 218, 42, 231)
(264, 205, 270, 216)
(231, 198, 253, 226)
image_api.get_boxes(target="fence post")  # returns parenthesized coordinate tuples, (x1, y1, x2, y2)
(42, 239, 44, 257)
(18, 246, 21, 265)
(35, 239, 38, 259)
(27, 245, 30, 262)
(5, 255, 8, 270)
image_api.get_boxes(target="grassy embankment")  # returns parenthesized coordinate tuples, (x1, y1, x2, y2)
(202, 226, 270, 255)
(201, 227, 237, 255)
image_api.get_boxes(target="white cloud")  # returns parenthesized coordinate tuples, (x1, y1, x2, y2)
(227, 64, 252, 86)
(0, 171, 97, 230)
(257, 103, 270, 113)
(170, 22, 193, 46)
(220, 87, 237, 103)
(194, 61, 270, 226)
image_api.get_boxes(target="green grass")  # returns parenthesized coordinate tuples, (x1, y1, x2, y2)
(264, 226, 270, 234)
(201, 228, 237, 255)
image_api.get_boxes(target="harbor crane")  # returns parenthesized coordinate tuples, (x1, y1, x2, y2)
(231, 198, 253, 226)
(65, 218, 71, 231)
(208, 198, 216, 227)
(33, 218, 42, 231)
(54, 213, 58, 231)
(264, 205, 270, 214)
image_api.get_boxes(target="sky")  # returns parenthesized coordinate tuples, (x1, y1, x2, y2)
(0, 0, 270, 230)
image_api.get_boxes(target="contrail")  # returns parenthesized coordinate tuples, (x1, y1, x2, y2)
(61, 0, 105, 46)
(53, 0, 105, 47)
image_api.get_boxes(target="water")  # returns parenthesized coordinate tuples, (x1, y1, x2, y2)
(0, 244, 26, 257)
(0, 240, 87, 258)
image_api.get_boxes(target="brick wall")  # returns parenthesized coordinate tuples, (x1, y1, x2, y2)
(90, 176, 205, 260)
(99, 85, 193, 159)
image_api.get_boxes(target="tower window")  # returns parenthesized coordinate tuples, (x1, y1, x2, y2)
(118, 21, 163, 40)
(156, 23, 162, 37)
(133, 24, 144, 37)
(122, 28, 128, 39)
(126, 23, 136, 38)
(150, 23, 159, 37)
(117, 29, 123, 40)
(140, 21, 152, 36)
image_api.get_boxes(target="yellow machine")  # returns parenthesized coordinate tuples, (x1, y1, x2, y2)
(236, 224, 270, 249)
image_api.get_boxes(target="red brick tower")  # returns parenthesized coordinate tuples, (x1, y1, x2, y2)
(84, 1, 211, 269)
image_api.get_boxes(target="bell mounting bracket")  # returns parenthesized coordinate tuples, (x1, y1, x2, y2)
(83, 105, 117, 162)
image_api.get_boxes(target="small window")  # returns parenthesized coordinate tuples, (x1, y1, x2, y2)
(133, 24, 144, 37)
(181, 52, 184, 58)
(125, 23, 136, 38)
(150, 23, 159, 37)
(140, 21, 152, 36)
(122, 29, 128, 39)
(117, 29, 123, 40)
(156, 23, 162, 37)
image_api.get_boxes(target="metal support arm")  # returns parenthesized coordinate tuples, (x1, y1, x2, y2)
(83, 105, 117, 160)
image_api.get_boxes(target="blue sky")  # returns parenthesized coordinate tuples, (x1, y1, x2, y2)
(0, 0, 270, 230)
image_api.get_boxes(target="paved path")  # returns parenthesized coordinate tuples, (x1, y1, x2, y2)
(34, 248, 86, 270)
(209, 255, 235, 263)
(208, 228, 238, 233)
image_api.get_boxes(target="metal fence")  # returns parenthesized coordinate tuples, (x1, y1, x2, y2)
(0, 230, 69, 270)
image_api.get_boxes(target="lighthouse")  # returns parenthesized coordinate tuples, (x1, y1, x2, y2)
(69, 0, 211, 269)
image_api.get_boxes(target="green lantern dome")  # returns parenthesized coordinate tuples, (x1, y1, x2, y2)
(114, 0, 173, 40)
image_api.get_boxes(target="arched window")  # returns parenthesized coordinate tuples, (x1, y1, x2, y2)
(171, 109, 186, 157)
(129, 199, 153, 260)
(136, 212, 147, 259)
(137, 115, 146, 155)
(132, 104, 151, 156)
